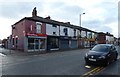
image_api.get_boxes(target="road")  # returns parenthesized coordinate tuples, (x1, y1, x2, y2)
(1, 46, 120, 76)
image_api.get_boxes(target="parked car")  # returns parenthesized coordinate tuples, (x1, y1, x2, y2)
(84, 44, 118, 66)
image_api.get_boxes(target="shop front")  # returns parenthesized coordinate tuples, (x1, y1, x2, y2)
(69, 39, 78, 49)
(25, 33, 47, 52)
(87, 38, 96, 47)
(59, 36, 70, 50)
(47, 36, 59, 51)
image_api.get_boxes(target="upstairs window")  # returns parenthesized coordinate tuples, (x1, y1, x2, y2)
(52, 24, 57, 27)
(53, 32, 56, 35)
(63, 28, 68, 36)
(36, 22, 42, 33)
(74, 29, 76, 37)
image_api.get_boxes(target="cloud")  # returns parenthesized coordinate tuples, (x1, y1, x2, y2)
(80, 1, 118, 37)
(41, 2, 84, 25)
(0, 17, 16, 40)
(82, 19, 112, 33)
(0, 2, 44, 19)
(0, 0, 119, 39)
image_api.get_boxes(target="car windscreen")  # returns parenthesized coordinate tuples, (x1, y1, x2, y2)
(91, 45, 109, 52)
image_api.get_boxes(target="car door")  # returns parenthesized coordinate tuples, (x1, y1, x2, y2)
(112, 46, 117, 59)
(110, 46, 116, 61)
(108, 47, 113, 61)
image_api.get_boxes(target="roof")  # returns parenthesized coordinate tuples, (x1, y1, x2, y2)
(98, 32, 113, 36)
(27, 16, 98, 33)
(12, 16, 97, 33)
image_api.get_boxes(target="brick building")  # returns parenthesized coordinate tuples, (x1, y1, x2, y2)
(3, 7, 117, 52)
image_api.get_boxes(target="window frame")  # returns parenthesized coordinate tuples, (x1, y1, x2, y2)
(36, 22, 42, 33)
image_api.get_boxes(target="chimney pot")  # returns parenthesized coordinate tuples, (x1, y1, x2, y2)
(32, 7, 37, 17)
(45, 16, 51, 19)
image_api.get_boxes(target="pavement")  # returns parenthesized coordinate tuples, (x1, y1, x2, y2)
(0, 48, 28, 56)
(0, 47, 89, 56)
(0, 45, 119, 56)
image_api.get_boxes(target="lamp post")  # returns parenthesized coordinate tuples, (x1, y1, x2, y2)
(80, 13, 85, 27)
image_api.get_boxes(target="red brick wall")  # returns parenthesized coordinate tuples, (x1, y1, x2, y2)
(41, 23, 46, 34)
(24, 20, 36, 34)
(24, 20, 46, 34)
(11, 19, 47, 51)
(12, 20, 26, 50)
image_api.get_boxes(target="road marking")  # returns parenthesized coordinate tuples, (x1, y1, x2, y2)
(0, 53, 6, 57)
(80, 67, 104, 77)
(85, 65, 91, 69)
(93, 67, 105, 76)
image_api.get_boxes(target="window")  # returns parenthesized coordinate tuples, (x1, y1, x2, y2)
(12, 38, 14, 45)
(53, 32, 56, 35)
(81, 31, 86, 38)
(36, 22, 42, 33)
(74, 29, 76, 37)
(40, 39, 45, 49)
(87, 32, 92, 39)
(52, 24, 57, 27)
(50, 38, 59, 48)
(28, 38, 34, 49)
(30, 25, 33, 31)
(111, 46, 116, 51)
(92, 33, 95, 38)
(63, 28, 68, 36)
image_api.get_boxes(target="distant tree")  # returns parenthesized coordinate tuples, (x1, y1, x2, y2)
(2, 39, 7, 48)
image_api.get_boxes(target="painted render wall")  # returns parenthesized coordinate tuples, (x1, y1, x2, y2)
(46, 23, 59, 36)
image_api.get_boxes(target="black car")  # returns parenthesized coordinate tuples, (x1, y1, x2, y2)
(85, 44, 118, 66)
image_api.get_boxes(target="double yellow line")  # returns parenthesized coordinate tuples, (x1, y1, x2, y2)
(81, 67, 105, 77)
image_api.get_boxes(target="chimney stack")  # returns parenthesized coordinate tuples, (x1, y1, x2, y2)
(45, 16, 51, 19)
(32, 7, 37, 17)
(65, 22, 70, 25)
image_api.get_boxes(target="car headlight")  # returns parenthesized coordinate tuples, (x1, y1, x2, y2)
(98, 56, 105, 59)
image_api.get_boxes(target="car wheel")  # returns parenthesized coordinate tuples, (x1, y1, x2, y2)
(114, 55, 118, 61)
(104, 60, 110, 66)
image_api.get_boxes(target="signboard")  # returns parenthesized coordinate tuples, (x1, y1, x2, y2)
(26, 33, 47, 37)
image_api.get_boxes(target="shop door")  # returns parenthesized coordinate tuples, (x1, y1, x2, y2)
(35, 39, 39, 50)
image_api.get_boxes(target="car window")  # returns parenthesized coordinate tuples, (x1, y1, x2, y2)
(91, 45, 109, 52)
(111, 46, 116, 52)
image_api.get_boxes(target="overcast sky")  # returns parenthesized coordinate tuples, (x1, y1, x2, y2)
(0, 0, 119, 40)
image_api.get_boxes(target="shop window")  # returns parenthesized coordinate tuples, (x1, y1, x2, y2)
(35, 39, 39, 49)
(28, 38, 34, 49)
(40, 39, 45, 49)
(50, 38, 59, 48)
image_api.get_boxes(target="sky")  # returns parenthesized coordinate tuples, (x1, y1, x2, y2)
(0, 0, 119, 40)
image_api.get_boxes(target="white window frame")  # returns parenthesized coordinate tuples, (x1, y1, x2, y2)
(36, 22, 42, 33)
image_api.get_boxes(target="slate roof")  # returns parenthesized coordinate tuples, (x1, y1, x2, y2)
(13, 16, 97, 33)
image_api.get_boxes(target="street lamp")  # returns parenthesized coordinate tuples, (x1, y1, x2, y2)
(80, 13, 85, 27)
